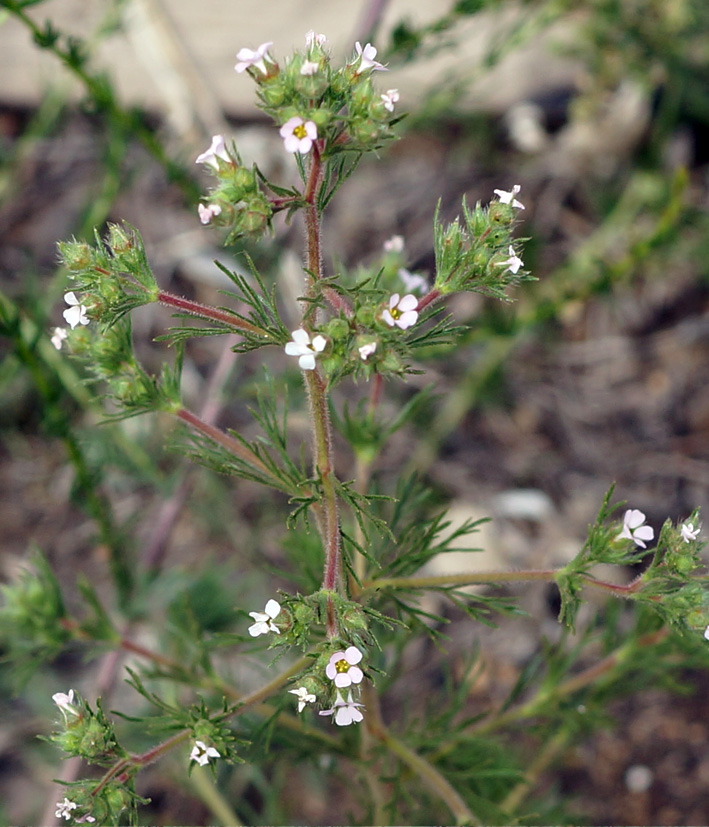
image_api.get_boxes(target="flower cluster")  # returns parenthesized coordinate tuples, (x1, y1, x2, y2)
(433, 187, 529, 297)
(195, 134, 272, 239)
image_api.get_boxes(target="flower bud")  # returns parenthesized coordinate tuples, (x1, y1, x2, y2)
(59, 241, 93, 271)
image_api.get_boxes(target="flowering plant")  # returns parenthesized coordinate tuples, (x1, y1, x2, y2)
(2, 25, 708, 827)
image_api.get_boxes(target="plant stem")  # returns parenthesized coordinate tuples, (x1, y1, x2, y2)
(363, 568, 650, 597)
(300, 146, 342, 636)
(175, 407, 292, 493)
(381, 729, 478, 825)
(157, 290, 266, 337)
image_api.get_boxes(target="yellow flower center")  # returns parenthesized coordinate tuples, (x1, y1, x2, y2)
(390, 306, 402, 319)
(294, 124, 307, 140)
(335, 658, 350, 673)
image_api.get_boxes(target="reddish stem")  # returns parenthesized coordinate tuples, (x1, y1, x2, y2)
(157, 290, 265, 336)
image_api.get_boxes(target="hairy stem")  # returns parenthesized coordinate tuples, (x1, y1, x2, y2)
(157, 290, 266, 337)
(300, 147, 342, 636)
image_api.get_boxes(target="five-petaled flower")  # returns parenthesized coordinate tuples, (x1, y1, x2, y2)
(381, 89, 399, 112)
(55, 798, 77, 821)
(235, 41, 274, 75)
(681, 522, 701, 543)
(280, 117, 318, 154)
(51, 327, 68, 350)
(195, 134, 230, 168)
(285, 329, 327, 370)
(358, 342, 377, 361)
(353, 41, 387, 73)
(248, 598, 281, 636)
(198, 203, 222, 225)
(618, 509, 654, 548)
(190, 740, 221, 766)
(493, 184, 525, 209)
(325, 645, 364, 688)
(497, 246, 523, 275)
(382, 293, 419, 330)
(63, 293, 89, 329)
(319, 690, 364, 726)
(289, 686, 316, 712)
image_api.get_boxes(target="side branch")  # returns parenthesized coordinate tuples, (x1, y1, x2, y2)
(158, 291, 266, 337)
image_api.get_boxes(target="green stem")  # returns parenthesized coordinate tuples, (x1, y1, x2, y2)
(363, 568, 649, 597)
(381, 730, 478, 825)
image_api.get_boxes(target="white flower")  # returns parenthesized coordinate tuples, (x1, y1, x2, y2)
(51, 327, 68, 350)
(195, 134, 230, 168)
(358, 342, 377, 361)
(493, 184, 525, 209)
(279, 117, 318, 154)
(52, 689, 79, 719)
(198, 203, 222, 225)
(305, 31, 327, 48)
(190, 740, 221, 766)
(381, 89, 399, 112)
(353, 41, 387, 73)
(234, 41, 274, 75)
(704, 626, 709, 641)
(248, 598, 281, 636)
(285, 329, 327, 370)
(681, 522, 701, 543)
(62, 293, 89, 329)
(76, 816, 96, 824)
(319, 690, 364, 726)
(618, 509, 654, 548)
(497, 246, 523, 274)
(398, 267, 428, 294)
(382, 293, 419, 330)
(325, 645, 364, 688)
(383, 235, 404, 253)
(55, 798, 77, 821)
(289, 686, 316, 712)
(300, 60, 319, 76)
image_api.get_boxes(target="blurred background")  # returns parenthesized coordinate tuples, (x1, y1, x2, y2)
(1, 0, 709, 823)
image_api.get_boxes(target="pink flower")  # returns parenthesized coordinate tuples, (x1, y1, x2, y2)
(198, 203, 222, 225)
(382, 293, 418, 330)
(319, 690, 364, 726)
(51, 327, 68, 350)
(195, 135, 230, 168)
(358, 342, 377, 361)
(305, 31, 327, 49)
(493, 184, 525, 210)
(497, 245, 523, 274)
(353, 42, 386, 73)
(325, 646, 364, 688)
(618, 509, 654, 548)
(279, 117, 318, 154)
(381, 89, 399, 112)
(235, 42, 274, 75)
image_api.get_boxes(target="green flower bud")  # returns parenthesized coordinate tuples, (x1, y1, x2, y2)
(324, 317, 350, 341)
(59, 241, 93, 271)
